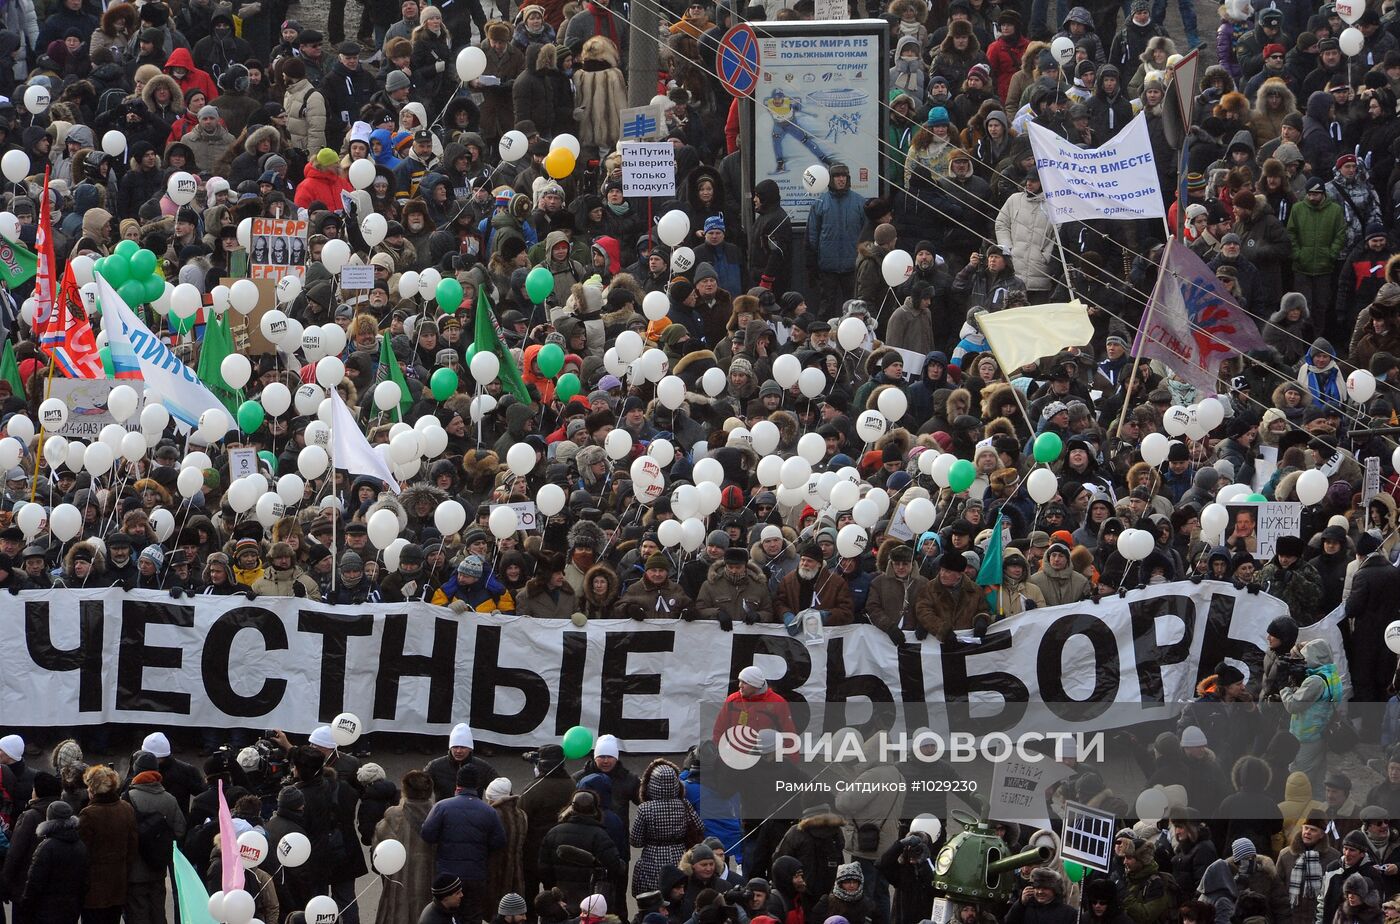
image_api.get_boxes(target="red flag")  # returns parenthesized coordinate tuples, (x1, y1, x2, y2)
(39, 264, 105, 379)
(33, 167, 54, 329)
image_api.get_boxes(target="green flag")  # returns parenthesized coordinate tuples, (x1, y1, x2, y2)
(377, 332, 413, 421)
(172, 843, 218, 924)
(0, 340, 24, 396)
(976, 512, 1004, 613)
(0, 238, 37, 287)
(472, 286, 530, 404)
(195, 312, 240, 414)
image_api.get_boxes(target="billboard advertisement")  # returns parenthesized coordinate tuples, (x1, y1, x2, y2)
(749, 20, 886, 224)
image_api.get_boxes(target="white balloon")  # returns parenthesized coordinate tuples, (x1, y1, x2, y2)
(837, 316, 867, 352)
(348, 158, 376, 190)
(536, 484, 565, 517)
(235, 216, 254, 251)
(836, 524, 867, 558)
(429, 499, 465, 536)
(223, 890, 255, 924)
(389, 430, 420, 464)
(1387, 621, 1400, 654)
(489, 504, 519, 539)
(1162, 405, 1190, 437)
(37, 399, 66, 431)
(798, 367, 825, 398)
(878, 388, 908, 422)
(801, 164, 830, 194)
(259, 309, 287, 343)
(1140, 432, 1170, 467)
(6, 417, 32, 445)
(470, 351, 500, 385)
(276, 274, 303, 306)
(419, 426, 448, 459)
(772, 354, 801, 389)
(304, 895, 337, 924)
(221, 354, 252, 390)
(49, 503, 81, 541)
(881, 249, 913, 288)
(750, 420, 780, 456)
(695, 481, 722, 515)
(330, 712, 362, 746)
(177, 466, 205, 498)
(101, 130, 126, 157)
(639, 348, 668, 383)
(456, 45, 487, 81)
(149, 508, 175, 542)
(1196, 397, 1225, 431)
(930, 453, 956, 488)
(780, 456, 812, 490)
(360, 212, 387, 247)
(373, 838, 407, 876)
(236, 831, 268, 869)
(756, 454, 783, 487)
(209, 285, 231, 314)
(1295, 469, 1329, 506)
(1026, 468, 1058, 504)
(1335, 0, 1362, 23)
(657, 375, 686, 410)
(321, 239, 351, 274)
(702, 367, 726, 397)
(260, 382, 291, 417)
(277, 473, 304, 505)
(208, 892, 226, 923)
(851, 498, 879, 528)
(0, 439, 20, 473)
(1340, 26, 1364, 56)
(298, 445, 329, 480)
(22, 84, 48, 115)
(140, 403, 169, 435)
(855, 410, 888, 443)
(498, 130, 527, 162)
(690, 457, 722, 486)
(71, 255, 96, 286)
(0, 213, 19, 243)
(658, 518, 683, 548)
(1118, 528, 1154, 561)
(294, 384, 325, 416)
(506, 442, 536, 476)
(797, 432, 826, 464)
(615, 330, 644, 363)
(418, 268, 443, 301)
(397, 271, 421, 299)
(15, 503, 43, 538)
(321, 324, 346, 357)
(99, 423, 125, 452)
(84, 442, 113, 476)
(656, 210, 690, 247)
(1348, 369, 1377, 403)
(42, 435, 67, 469)
(119, 430, 146, 463)
(642, 290, 670, 322)
(469, 394, 497, 422)
(316, 356, 346, 389)
(830, 480, 860, 511)
(1050, 35, 1076, 64)
(0, 150, 27, 184)
(166, 171, 197, 205)
(670, 246, 695, 273)
(549, 132, 581, 158)
(367, 508, 400, 548)
(374, 381, 402, 412)
(680, 518, 706, 552)
(278, 832, 311, 868)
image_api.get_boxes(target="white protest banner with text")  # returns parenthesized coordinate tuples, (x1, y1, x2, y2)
(620, 142, 678, 197)
(1027, 113, 1165, 222)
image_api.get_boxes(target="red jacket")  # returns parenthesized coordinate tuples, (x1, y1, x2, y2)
(986, 35, 1029, 101)
(711, 687, 799, 743)
(164, 48, 219, 102)
(293, 164, 352, 210)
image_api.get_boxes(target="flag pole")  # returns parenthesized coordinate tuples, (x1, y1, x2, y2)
(29, 355, 56, 504)
(1111, 241, 1171, 442)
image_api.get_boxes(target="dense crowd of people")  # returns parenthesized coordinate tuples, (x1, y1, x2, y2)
(2, 0, 1400, 920)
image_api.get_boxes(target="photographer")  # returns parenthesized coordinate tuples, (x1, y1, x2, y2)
(1259, 615, 1302, 702)
(877, 825, 937, 924)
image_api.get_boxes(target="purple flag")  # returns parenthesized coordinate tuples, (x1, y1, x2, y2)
(218, 780, 240, 894)
(1132, 239, 1268, 392)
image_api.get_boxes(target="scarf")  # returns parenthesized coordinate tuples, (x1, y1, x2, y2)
(1367, 830, 1390, 858)
(1288, 849, 1324, 906)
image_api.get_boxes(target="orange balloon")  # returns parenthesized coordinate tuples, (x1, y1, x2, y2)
(544, 147, 576, 179)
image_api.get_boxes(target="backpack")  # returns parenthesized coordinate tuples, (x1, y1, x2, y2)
(125, 792, 176, 869)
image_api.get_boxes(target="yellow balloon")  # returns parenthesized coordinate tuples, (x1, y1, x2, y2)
(545, 147, 576, 179)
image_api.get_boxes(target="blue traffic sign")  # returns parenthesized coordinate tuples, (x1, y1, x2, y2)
(717, 24, 760, 98)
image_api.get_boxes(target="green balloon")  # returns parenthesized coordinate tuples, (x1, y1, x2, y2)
(948, 458, 976, 493)
(100, 346, 113, 377)
(1245, 493, 1267, 502)
(129, 248, 157, 279)
(170, 312, 195, 334)
(556, 372, 581, 402)
(100, 254, 131, 287)
(561, 725, 594, 760)
(536, 342, 565, 378)
(430, 367, 459, 401)
(464, 344, 479, 365)
(258, 450, 277, 473)
(525, 265, 554, 304)
(114, 239, 140, 259)
(1033, 431, 1063, 464)
(118, 279, 146, 306)
(141, 274, 165, 303)
(237, 400, 265, 432)
(1063, 861, 1086, 884)
(436, 277, 464, 313)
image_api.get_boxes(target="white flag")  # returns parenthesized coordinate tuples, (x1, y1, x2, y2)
(97, 276, 227, 433)
(330, 387, 402, 494)
(978, 300, 1095, 372)
(1026, 113, 1165, 223)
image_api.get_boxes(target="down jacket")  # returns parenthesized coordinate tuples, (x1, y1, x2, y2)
(995, 187, 1057, 291)
(419, 790, 507, 882)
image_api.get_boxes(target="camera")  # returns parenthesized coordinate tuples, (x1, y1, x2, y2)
(900, 834, 929, 862)
(1277, 653, 1308, 690)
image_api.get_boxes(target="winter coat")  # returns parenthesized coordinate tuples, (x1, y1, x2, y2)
(914, 574, 989, 641)
(774, 568, 854, 626)
(520, 760, 576, 884)
(995, 189, 1056, 291)
(486, 794, 528, 912)
(76, 791, 138, 908)
(19, 811, 88, 924)
(1006, 895, 1078, 924)
(539, 810, 625, 903)
(695, 560, 776, 624)
(294, 163, 352, 211)
(773, 813, 848, 909)
(478, 40, 526, 139)
(865, 566, 929, 632)
(1288, 193, 1347, 275)
(513, 43, 573, 137)
(1027, 559, 1090, 606)
(807, 187, 866, 273)
(284, 79, 326, 152)
(885, 295, 935, 357)
(420, 791, 507, 882)
(573, 37, 626, 150)
(125, 779, 186, 882)
(630, 760, 702, 894)
(516, 579, 580, 619)
(372, 797, 436, 924)
(251, 565, 321, 598)
(425, 753, 500, 803)
(618, 577, 694, 619)
(1122, 857, 1177, 924)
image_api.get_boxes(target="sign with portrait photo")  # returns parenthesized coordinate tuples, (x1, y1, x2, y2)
(1222, 501, 1302, 560)
(249, 218, 309, 280)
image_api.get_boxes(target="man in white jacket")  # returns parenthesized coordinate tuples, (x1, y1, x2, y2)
(995, 170, 1059, 300)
